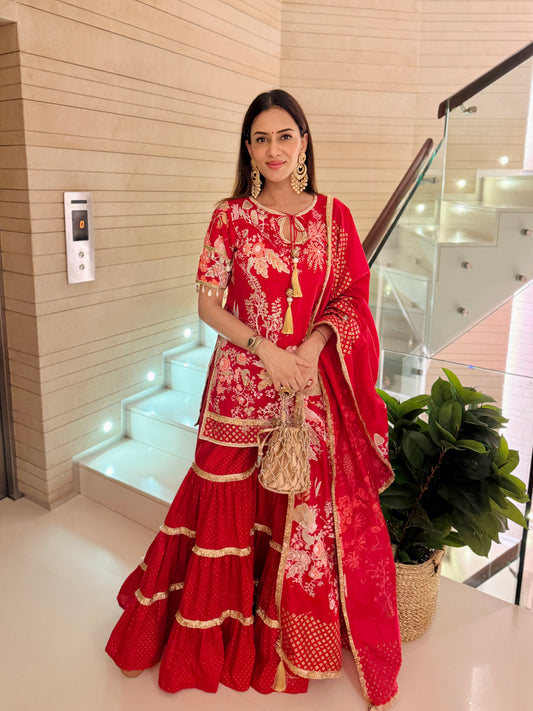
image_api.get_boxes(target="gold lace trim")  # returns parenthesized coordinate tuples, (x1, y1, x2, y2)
(323, 394, 370, 702)
(175, 609, 254, 629)
(204, 411, 272, 427)
(256, 607, 280, 629)
(135, 582, 184, 606)
(193, 544, 251, 558)
(249, 194, 318, 219)
(269, 540, 282, 553)
(202, 243, 230, 259)
(160, 524, 196, 537)
(192, 461, 256, 482)
(280, 649, 342, 680)
(254, 523, 273, 536)
(139, 559, 147, 571)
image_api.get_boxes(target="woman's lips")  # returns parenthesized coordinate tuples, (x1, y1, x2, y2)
(266, 161, 285, 169)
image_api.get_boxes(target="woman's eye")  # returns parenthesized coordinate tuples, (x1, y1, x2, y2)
(281, 134, 293, 140)
(256, 136, 266, 143)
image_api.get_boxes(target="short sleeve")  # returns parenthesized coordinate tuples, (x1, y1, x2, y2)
(196, 201, 234, 293)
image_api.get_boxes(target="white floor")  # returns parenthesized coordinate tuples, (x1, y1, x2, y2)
(2, 495, 533, 711)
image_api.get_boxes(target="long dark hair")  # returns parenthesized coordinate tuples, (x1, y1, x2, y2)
(230, 89, 318, 198)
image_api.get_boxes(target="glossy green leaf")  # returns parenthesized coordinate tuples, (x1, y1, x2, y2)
(494, 435, 509, 467)
(379, 487, 417, 510)
(476, 510, 506, 543)
(438, 399, 462, 436)
(497, 449, 520, 477)
(433, 419, 457, 444)
(491, 499, 528, 529)
(455, 439, 487, 454)
(397, 395, 431, 419)
(442, 531, 465, 548)
(431, 378, 453, 407)
(452, 511, 492, 557)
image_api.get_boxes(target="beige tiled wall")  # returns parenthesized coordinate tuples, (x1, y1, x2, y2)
(281, 0, 422, 235)
(0, 0, 281, 507)
(0, 0, 532, 507)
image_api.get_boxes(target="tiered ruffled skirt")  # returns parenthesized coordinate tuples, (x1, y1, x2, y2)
(106, 396, 343, 694)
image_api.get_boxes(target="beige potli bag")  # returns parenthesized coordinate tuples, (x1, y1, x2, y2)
(257, 389, 310, 495)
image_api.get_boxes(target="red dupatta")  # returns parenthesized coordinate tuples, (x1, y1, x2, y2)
(312, 197, 401, 709)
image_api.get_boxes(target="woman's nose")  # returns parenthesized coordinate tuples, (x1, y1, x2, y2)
(268, 139, 281, 156)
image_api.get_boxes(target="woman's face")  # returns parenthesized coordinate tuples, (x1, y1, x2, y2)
(246, 107, 308, 188)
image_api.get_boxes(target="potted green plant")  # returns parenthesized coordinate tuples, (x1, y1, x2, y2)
(378, 367, 529, 641)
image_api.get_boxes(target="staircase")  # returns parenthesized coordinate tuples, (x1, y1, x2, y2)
(370, 169, 533, 363)
(74, 327, 215, 530)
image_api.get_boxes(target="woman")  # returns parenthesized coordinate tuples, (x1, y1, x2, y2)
(106, 90, 401, 710)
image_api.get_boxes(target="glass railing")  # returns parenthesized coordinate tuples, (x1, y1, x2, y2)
(378, 350, 533, 608)
(369, 145, 443, 356)
(370, 48, 533, 360)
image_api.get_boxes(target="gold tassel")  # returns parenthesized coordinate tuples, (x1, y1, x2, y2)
(282, 289, 294, 334)
(291, 263, 302, 298)
(272, 658, 287, 692)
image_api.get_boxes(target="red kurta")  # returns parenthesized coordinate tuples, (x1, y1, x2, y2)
(106, 195, 401, 709)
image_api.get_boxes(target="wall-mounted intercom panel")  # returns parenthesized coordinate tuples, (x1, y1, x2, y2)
(64, 192, 95, 284)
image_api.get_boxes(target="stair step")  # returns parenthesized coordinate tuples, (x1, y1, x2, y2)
(127, 388, 200, 460)
(167, 345, 211, 394)
(78, 438, 189, 530)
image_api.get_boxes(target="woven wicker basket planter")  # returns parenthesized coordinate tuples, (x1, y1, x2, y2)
(395, 548, 444, 642)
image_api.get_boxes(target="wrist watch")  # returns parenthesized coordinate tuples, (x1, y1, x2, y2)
(246, 334, 265, 354)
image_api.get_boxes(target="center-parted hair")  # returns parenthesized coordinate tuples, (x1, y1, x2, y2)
(231, 89, 317, 198)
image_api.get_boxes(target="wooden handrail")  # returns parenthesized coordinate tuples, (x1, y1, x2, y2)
(363, 138, 434, 265)
(437, 41, 533, 119)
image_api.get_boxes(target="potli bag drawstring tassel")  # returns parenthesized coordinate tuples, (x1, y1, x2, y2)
(257, 390, 310, 495)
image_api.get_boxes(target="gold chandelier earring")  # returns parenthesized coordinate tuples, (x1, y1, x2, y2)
(250, 156, 262, 199)
(290, 152, 308, 194)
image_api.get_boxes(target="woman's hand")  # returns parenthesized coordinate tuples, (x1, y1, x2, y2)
(294, 334, 322, 394)
(294, 327, 334, 394)
(255, 340, 312, 393)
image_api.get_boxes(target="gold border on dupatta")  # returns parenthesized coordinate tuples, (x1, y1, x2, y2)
(273, 492, 296, 665)
(324, 322, 394, 492)
(324, 381, 400, 708)
(277, 649, 342, 681)
(322, 374, 372, 705)
(305, 193, 393, 491)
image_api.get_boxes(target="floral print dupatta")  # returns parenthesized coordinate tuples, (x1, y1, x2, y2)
(313, 197, 401, 709)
